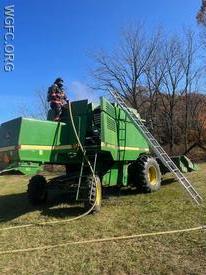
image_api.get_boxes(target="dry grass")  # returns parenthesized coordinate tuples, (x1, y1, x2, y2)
(0, 164, 206, 274)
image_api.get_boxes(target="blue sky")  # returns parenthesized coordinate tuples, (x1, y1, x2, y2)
(0, 0, 201, 123)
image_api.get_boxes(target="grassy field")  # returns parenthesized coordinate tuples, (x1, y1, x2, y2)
(0, 164, 206, 274)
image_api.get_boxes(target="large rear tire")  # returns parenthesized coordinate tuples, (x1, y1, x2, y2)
(130, 155, 161, 192)
(27, 175, 48, 205)
(84, 175, 102, 213)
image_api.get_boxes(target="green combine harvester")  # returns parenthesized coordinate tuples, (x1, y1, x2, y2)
(0, 96, 202, 211)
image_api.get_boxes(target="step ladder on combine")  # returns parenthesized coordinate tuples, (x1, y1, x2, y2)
(109, 89, 203, 205)
(76, 152, 98, 201)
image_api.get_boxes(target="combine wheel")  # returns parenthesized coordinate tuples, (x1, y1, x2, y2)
(27, 175, 48, 205)
(132, 155, 161, 192)
(84, 175, 102, 213)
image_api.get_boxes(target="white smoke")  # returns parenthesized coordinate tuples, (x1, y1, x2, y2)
(70, 81, 100, 103)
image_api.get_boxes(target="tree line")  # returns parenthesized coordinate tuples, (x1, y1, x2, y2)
(91, 24, 206, 157)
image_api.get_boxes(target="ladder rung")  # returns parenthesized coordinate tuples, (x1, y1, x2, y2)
(194, 194, 202, 198)
(162, 155, 171, 160)
(163, 158, 172, 163)
(178, 177, 185, 181)
(167, 160, 174, 163)
(186, 185, 195, 190)
(172, 169, 179, 172)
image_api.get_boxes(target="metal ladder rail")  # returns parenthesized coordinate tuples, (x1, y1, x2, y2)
(118, 118, 127, 159)
(76, 152, 98, 201)
(76, 151, 86, 200)
(109, 90, 203, 205)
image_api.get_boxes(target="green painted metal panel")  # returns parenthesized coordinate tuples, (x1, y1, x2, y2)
(159, 155, 198, 174)
(18, 119, 77, 163)
(122, 163, 129, 186)
(102, 165, 119, 186)
(61, 100, 88, 147)
(19, 119, 66, 145)
(101, 98, 116, 119)
(100, 97, 118, 160)
(102, 162, 129, 187)
(100, 97, 149, 161)
(0, 162, 43, 175)
(180, 155, 198, 172)
(0, 101, 88, 167)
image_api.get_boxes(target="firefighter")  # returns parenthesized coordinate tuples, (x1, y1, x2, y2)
(47, 78, 68, 121)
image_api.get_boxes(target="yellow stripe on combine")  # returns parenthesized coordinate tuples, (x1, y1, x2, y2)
(101, 142, 149, 151)
(0, 144, 73, 152)
(0, 143, 149, 152)
(20, 145, 73, 150)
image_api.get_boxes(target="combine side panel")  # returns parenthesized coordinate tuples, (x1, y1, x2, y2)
(18, 118, 78, 163)
(115, 106, 150, 161)
(61, 100, 89, 147)
(0, 101, 90, 175)
(100, 97, 118, 160)
(0, 116, 84, 174)
(100, 97, 150, 161)
(100, 97, 150, 187)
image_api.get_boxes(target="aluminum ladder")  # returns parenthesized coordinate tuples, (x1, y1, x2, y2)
(109, 89, 203, 205)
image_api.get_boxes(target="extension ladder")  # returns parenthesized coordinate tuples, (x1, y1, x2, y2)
(109, 89, 203, 205)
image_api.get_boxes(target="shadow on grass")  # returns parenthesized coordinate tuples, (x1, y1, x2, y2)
(0, 191, 85, 223)
(0, 180, 175, 223)
(103, 186, 138, 197)
(0, 192, 34, 223)
(41, 206, 85, 219)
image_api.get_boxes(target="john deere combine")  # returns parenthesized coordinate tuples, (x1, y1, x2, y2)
(0, 95, 202, 211)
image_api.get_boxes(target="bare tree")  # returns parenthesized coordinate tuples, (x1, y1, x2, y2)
(155, 35, 186, 153)
(18, 89, 49, 120)
(91, 24, 204, 156)
(144, 36, 166, 136)
(180, 30, 203, 152)
(35, 90, 50, 120)
(184, 93, 206, 154)
(91, 24, 161, 111)
(197, 0, 206, 25)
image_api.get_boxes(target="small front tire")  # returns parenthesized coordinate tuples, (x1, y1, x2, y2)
(84, 175, 102, 213)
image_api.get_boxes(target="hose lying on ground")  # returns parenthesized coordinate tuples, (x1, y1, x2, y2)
(0, 225, 205, 255)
